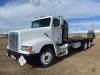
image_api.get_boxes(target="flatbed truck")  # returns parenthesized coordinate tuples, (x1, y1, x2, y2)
(7, 16, 95, 67)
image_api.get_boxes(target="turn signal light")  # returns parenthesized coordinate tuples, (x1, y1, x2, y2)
(27, 46, 32, 51)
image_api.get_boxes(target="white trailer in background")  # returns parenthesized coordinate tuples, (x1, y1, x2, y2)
(7, 16, 95, 67)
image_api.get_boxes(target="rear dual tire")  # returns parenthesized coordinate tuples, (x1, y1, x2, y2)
(87, 41, 91, 48)
(82, 41, 91, 50)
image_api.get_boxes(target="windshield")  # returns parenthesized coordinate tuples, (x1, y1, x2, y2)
(31, 18, 51, 28)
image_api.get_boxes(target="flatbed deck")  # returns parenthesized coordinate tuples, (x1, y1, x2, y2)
(63, 37, 93, 43)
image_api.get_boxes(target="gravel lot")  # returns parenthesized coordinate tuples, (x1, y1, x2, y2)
(0, 37, 100, 75)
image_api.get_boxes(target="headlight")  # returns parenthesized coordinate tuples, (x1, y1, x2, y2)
(21, 46, 32, 51)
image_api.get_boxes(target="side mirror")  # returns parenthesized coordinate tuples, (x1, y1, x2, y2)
(60, 17, 64, 26)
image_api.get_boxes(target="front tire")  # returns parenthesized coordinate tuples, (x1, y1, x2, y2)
(38, 47, 55, 67)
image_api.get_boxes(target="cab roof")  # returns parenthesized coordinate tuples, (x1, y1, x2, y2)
(32, 16, 54, 22)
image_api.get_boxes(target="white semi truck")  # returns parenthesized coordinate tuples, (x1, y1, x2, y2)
(7, 16, 95, 67)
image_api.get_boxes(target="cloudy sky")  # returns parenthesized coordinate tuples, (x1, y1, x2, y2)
(0, 0, 100, 33)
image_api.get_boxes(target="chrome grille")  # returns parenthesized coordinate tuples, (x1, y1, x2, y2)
(9, 32, 18, 51)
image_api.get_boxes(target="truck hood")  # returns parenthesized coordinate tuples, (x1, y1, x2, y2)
(11, 27, 52, 47)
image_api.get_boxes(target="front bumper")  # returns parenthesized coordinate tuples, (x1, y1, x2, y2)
(7, 49, 37, 62)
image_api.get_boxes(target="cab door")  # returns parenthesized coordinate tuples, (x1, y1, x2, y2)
(52, 18, 62, 44)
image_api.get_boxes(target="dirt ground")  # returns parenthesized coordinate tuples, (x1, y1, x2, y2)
(0, 37, 100, 75)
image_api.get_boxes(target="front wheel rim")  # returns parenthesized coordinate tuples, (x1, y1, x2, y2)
(40, 52, 52, 65)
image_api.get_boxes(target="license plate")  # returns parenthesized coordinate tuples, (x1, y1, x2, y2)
(18, 55, 26, 66)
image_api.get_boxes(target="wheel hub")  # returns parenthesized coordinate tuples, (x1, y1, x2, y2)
(41, 52, 52, 65)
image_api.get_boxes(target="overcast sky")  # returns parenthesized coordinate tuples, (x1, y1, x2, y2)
(0, 0, 100, 33)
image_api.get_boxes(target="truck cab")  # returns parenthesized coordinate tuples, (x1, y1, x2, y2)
(7, 16, 69, 67)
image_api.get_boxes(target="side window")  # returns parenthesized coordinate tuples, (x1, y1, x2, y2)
(53, 18, 60, 27)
